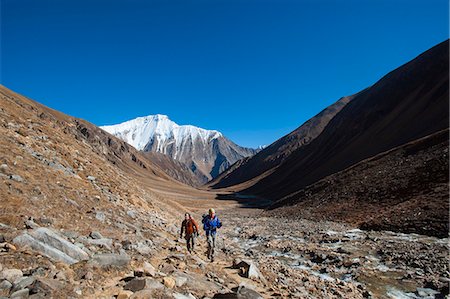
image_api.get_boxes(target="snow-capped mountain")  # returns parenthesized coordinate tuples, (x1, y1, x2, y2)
(101, 115, 258, 183)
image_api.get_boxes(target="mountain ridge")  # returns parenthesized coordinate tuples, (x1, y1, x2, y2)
(101, 114, 258, 183)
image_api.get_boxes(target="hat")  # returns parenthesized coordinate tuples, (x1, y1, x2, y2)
(209, 208, 215, 214)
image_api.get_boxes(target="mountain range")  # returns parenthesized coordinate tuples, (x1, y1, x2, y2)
(101, 115, 257, 184)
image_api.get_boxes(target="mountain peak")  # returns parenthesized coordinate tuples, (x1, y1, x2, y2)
(101, 114, 255, 182)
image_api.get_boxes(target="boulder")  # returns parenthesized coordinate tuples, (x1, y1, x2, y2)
(13, 228, 89, 264)
(163, 276, 176, 289)
(0, 269, 23, 283)
(237, 286, 263, 299)
(232, 260, 265, 282)
(174, 293, 197, 299)
(0, 280, 12, 290)
(0, 280, 12, 296)
(130, 290, 157, 299)
(175, 275, 188, 287)
(9, 175, 24, 182)
(90, 253, 130, 267)
(134, 261, 156, 278)
(29, 277, 64, 295)
(89, 231, 103, 239)
(10, 288, 29, 298)
(124, 278, 164, 292)
(12, 276, 35, 292)
(117, 290, 134, 299)
(135, 242, 153, 255)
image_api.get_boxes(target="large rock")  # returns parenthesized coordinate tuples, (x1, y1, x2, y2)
(29, 277, 64, 295)
(130, 290, 158, 299)
(212, 287, 263, 299)
(124, 278, 164, 292)
(0, 269, 23, 283)
(12, 276, 35, 293)
(163, 276, 176, 289)
(90, 253, 130, 267)
(237, 286, 263, 299)
(134, 261, 156, 277)
(117, 290, 134, 299)
(232, 260, 265, 282)
(174, 293, 197, 299)
(13, 228, 89, 264)
(10, 288, 29, 298)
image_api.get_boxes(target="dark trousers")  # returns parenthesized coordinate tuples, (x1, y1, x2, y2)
(186, 234, 195, 252)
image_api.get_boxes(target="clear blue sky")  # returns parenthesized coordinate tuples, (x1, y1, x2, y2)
(1, 0, 448, 148)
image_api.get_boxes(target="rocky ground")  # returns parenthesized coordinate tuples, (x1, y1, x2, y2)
(0, 205, 448, 299)
(220, 208, 449, 299)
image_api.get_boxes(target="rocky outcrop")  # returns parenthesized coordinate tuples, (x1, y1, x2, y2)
(13, 228, 89, 264)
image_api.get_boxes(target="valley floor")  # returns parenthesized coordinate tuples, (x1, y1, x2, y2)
(0, 194, 448, 299)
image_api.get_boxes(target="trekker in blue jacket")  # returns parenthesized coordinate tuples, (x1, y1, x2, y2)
(202, 208, 222, 262)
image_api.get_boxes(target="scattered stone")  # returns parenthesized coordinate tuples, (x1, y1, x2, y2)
(10, 288, 29, 298)
(36, 218, 53, 226)
(137, 261, 156, 277)
(89, 231, 103, 239)
(135, 242, 153, 255)
(173, 293, 197, 299)
(82, 271, 94, 280)
(416, 288, 440, 297)
(233, 260, 265, 282)
(163, 276, 176, 289)
(237, 286, 264, 299)
(95, 212, 106, 222)
(127, 210, 137, 218)
(86, 176, 96, 182)
(130, 290, 157, 299)
(0, 269, 23, 283)
(12, 276, 35, 293)
(0, 280, 12, 291)
(175, 275, 188, 287)
(160, 264, 176, 275)
(25, 219, 39, 229)
(0, 164, 8, 173)
(9, 174, 24, 182)
(29, 277, 64, 295)
(117, 290, 134, 299)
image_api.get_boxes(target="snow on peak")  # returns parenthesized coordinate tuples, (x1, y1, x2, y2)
(100, 114, 223, 151)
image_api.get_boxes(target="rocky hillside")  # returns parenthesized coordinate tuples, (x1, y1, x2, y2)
(101, 115, 257, 184)
(244, 39, 449, 201)
(142, 151, 204, 187)
(267, 129, 449, 238)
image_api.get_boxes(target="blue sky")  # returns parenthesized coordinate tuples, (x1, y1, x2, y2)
(1, 0, 448, 148)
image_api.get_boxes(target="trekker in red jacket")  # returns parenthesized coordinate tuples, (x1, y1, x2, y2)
(180, 213, 199, 254)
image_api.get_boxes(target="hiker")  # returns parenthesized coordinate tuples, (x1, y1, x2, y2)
(180, 213, 199, 254)
(202, 208, 222, 262)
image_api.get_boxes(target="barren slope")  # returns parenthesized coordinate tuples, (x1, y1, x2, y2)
(208, 94, 354, 189)
(244, 39, 449, 201)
